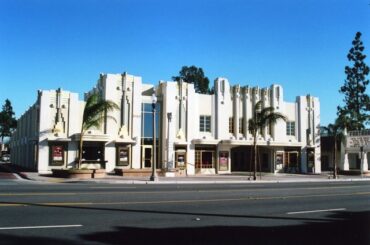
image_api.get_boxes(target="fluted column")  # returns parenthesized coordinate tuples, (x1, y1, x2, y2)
(362, 151, 368, 172)
(343, 152, 349, 170)
(233, 86, 240, 139)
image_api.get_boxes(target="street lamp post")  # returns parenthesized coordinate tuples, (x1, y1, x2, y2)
(360, 146, 364, 178)
(150, 93, 158, 181)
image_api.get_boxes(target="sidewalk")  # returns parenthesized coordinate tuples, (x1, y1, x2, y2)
(2, 163, 370, 184)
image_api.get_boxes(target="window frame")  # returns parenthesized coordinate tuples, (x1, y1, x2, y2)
(239, 118, 243, 134)
(286, 121, 295, 136)
(229, 117, 234, 134)
(199, 115, 211, 132)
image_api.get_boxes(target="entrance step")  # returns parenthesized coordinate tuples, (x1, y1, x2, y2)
(114, 168, 185, 177)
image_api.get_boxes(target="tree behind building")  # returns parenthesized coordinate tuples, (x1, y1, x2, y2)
(337, 32, 370, 130)
(0, 99, 17, 143)
(172, 65, 212, 94)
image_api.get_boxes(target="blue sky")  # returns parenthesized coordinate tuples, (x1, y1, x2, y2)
(0, 0, 369, 126)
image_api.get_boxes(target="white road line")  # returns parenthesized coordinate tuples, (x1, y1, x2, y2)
(0, 224, 83, 230)
(89, 187, 136, 189)
(287, 208, 346, 215)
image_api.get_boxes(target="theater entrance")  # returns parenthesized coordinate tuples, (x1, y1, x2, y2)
(231, 146, 253, 172)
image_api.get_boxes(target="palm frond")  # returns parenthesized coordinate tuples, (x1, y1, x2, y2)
(261, 112, 287, 127)
(82, 93, 119, 133)
(253, 100, 263, 114)
(248, 100, 287, 134)
(260, 106, 275, 116)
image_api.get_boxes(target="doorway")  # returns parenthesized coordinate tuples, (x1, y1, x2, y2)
(195, 146, 216, 172)
(142, 146, 152, 168)
(231, 146, 252, 171)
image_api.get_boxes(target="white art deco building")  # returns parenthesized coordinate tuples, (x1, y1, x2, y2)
(10, 72, 321, 175)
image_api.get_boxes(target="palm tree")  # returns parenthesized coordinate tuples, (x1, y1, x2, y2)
(77, 92, 119, 169)
(320, 116, 348, 179)
(248, 100, 287, 180)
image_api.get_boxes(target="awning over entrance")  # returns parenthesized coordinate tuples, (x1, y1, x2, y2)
(71, 133, 110, 142)
(174, 140, 188, 146)
(114, 138, 136, 144)
(191, 139, 219, 145)
(221, 139, 302, 147)
(46, 137, 71, 142)
(220, 140, 252, 146)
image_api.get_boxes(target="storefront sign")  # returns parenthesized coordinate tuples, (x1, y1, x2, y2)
(347, 135, 370, 148)
(219, 152, 229, 171)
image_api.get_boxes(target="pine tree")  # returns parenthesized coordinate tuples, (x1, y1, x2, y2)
(337, 32, 370, 130)
(0, 99, 17, 143)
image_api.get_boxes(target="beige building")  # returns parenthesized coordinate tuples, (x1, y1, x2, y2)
(10, 72, 321, 175)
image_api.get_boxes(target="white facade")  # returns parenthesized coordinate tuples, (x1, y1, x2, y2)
(321, 129, 369, 174)
(341, 129, 370, 173)
(10, 72, 321, 175)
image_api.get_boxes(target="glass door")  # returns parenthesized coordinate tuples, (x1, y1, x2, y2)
(142, 146, 152, 168)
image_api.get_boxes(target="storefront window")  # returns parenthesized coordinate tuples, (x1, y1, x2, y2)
(283, 149, 300, 173)
(195, 147, 215, 169)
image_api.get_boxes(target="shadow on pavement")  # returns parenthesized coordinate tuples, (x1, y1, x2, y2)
(0, 163, 34, 179)
(0, 234, 81, 245)
(80, 210, 369, 245)
(0, 200, 369, 245)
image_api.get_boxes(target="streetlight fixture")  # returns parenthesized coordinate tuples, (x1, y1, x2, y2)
(150, 92, 158, 181)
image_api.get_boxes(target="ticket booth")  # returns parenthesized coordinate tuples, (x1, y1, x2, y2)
(307, 148, 315, 173)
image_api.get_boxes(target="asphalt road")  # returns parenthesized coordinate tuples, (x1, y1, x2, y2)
(0, 180, 369, 245)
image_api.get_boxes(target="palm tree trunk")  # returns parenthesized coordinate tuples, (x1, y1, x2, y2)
(258, 146, 262, 180)
(78, 129, 84, 169)
(249, 146, 253, 178)
(253, 132, 257, 181)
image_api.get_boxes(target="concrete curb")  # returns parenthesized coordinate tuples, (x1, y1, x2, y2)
(5, 167, 370, 184)
(65, 177, 370, 185)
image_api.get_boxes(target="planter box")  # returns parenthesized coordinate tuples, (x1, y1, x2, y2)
(52, 169, 106, 179)
(92, 169, 106, 178)
(114, 168, 162, 177)
(80, 163, 101, 170)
